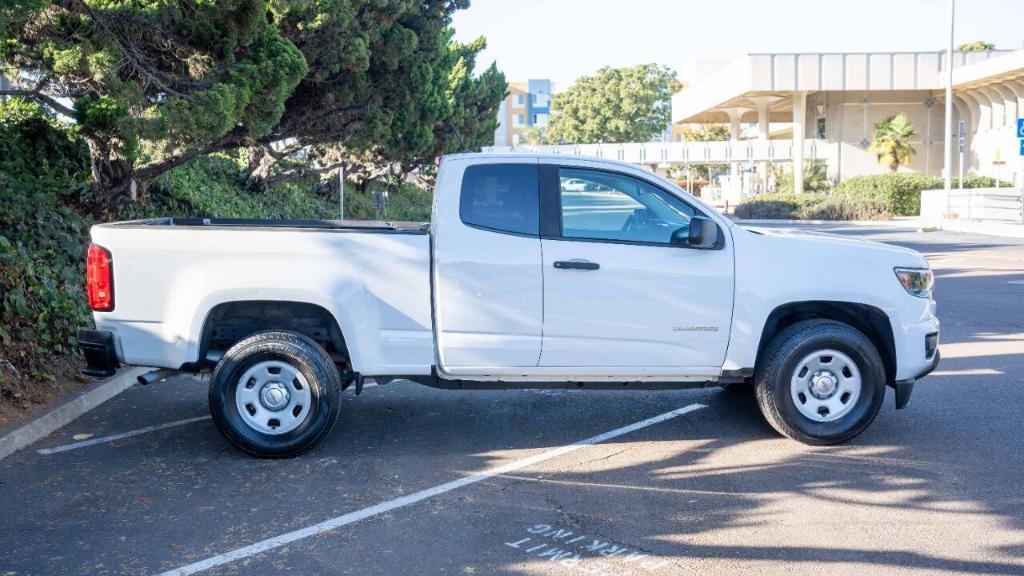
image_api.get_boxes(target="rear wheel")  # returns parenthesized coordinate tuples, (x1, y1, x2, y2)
(209, 330, 341, 458)
(755, 320, 885, 445)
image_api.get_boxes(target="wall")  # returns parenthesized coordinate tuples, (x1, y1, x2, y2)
(811, 90, 947, 181)
(964, 108, 1020, 185)
(492, 99, 508, 147)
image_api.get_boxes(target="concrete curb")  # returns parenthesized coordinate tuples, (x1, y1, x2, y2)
(0, 366, 149, 461)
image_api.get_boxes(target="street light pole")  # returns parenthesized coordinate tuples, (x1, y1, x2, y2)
(338, 165, 345, 220)
(943, 0, 955, 196)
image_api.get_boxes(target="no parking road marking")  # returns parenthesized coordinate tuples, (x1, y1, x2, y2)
(158, 403, 707, 576)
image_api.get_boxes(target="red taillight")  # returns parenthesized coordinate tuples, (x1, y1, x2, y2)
(87, 243, 114, 311)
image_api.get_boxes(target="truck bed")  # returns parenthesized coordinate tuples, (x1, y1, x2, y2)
(101, 217, 430, 234)
(90, 218, 434, 375)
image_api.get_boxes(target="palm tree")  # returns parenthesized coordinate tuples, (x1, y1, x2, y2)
(869, 114, 917, 172)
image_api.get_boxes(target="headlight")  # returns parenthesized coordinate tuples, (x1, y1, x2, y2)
(894, 267, 934, 299)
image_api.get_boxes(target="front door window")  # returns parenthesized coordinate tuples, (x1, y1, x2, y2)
(558, 168, 694, 245)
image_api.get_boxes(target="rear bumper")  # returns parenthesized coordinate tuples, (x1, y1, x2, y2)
(78, 329, 120, 377)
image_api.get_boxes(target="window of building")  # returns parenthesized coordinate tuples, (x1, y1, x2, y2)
(513, 114, 525, 127)
(460, 164, 539, 236)
(514, 94, 525, 107)
(534, 113, 548, 127)
(534, 94, 549, 108)
(816, 117, 826, 139)
(558, 168, 694, 245)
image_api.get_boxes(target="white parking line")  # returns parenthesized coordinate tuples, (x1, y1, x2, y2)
(37, 415, 212, 455)
(157, 402, 707, 576)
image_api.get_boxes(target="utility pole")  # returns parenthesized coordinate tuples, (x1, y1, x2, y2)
(338, 165, 345, 220)
(943, 0, 955, 197)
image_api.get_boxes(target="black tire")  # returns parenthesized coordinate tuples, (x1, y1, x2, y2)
(209, 330, 342, 458)
(754, 319, 885, 445)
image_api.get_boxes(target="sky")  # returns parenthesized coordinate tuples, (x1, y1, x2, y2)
(451, 0, 1024, 89)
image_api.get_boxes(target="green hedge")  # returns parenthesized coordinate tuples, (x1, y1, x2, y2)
(121, 155, 342, 221)
(733, 193, 827, 220)
(831, 174, 934, 216)
(733, 192, 891, 221)
(738, 172, 1013, 220)
(342, 182, 434, 222)
(833, 173, 1011, 216)
(0, 99, 92, 383)
(798, 195, 891, 221)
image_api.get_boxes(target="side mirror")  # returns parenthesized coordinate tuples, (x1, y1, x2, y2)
(671, 216, 718, 249)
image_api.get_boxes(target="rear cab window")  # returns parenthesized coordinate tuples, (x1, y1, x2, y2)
(459, 163, 539, 236)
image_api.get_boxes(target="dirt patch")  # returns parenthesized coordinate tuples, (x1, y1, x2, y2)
(0, 354, 92, 428)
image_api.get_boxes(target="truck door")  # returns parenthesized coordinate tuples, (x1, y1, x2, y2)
(538, 160, 734, 372)
(431, 157, 543, 375)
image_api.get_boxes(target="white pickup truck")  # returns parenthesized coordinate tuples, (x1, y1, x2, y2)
(79, 154, 939, 457)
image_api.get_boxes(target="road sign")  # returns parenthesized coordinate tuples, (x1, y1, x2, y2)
(1018, 118, 1024, 138)
(1019, 139, 1024, 156)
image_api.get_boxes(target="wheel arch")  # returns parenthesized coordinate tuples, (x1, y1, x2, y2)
(192, 300, 351, 371)
(755, 301, 897, 384)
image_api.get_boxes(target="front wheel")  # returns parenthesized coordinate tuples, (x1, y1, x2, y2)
(209, 330, 342, 458)
(755, 320, 886, 445)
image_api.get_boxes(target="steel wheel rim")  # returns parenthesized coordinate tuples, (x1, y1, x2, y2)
(235, 360, 312, 435)
(789, 349, 862, 423)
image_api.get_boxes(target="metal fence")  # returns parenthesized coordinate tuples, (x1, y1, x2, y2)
(942, 188, 1024, 224)
(483, 139, 829, 166)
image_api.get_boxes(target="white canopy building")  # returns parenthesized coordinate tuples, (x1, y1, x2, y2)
(671, 49, 1024, 192)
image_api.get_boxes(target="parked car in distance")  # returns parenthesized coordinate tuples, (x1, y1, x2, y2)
(562, 177, 588, 191)
(79, 153, 939, 457)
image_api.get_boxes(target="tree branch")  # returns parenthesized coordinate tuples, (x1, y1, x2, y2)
(262, 160, 346, 187)
(133, 130, 248, 182)
(0, 82, 77, 118)
(53, 0, 204, 99)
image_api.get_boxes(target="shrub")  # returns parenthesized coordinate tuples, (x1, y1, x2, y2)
(117, 154, 340, 220)
(735, 191, 892, 221)
(833, 174, 939, 216)
(798, 195, 891, 221)
(343, 182, 433, 221)
(734, 193, 827, 219)
(832, 173, 1011, 216)
(0, 99, 93, 384)
(380, 183, 433, 221)
(736, 171, 1011, 221)
(959, 175, 1014, 189)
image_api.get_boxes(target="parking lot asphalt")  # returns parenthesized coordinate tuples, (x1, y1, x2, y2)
(2, 223, 1024, 576)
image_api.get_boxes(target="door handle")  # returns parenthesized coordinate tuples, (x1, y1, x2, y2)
(553, 260, 600, 271)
